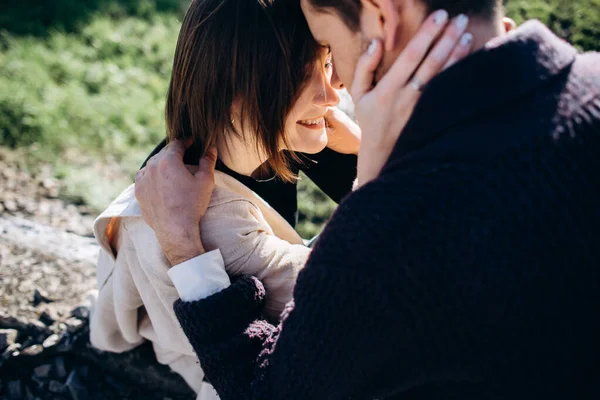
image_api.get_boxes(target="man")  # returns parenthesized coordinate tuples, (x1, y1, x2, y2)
(136, 0, 600, 398)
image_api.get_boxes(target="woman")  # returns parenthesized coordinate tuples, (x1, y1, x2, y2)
(90, 0, 360, 398)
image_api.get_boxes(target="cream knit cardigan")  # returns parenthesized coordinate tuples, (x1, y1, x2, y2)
(90, 171, 310, 398)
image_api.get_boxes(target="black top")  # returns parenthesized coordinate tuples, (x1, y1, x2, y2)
(173, 21, 600, 400)
(142, 143, 357, 227)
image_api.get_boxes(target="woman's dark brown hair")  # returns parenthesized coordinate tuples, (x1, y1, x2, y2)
(166, 0, 320, 181)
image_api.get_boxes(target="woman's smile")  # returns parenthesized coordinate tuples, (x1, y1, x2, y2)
(297, 116, 326, 130)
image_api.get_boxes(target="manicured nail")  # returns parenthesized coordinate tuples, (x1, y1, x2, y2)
(433, 10, 448, 25)
(460, 32, 473, 47)
(455, 14, 469, 30)
(367, 39, 378, 55)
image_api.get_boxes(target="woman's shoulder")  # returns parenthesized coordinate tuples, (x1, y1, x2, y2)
(205, 184, 268, 230)
(207, 171, 268, 221)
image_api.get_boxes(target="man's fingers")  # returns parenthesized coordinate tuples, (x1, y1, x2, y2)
(166, 138, 187, 156)
(135, 168, 145, 184)
(442, 32, 473, 70)
(414, 14, 469, 83)
(198, 147, 217, 178)
(134, 168, 146, 202)
(378, 9, 449, 91)
(350, 39, 383, 102)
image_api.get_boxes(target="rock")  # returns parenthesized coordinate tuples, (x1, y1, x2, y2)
(48, 380, 66, 394)
(32, 289, 54, 307)
(42, 333, 61, 349)
(21, 344, 43, 356)
(23, 385, 35, 400)
(54, 356, 68, 379)
(33, 363, 52, 378)
(55, 335, 74, 353)
(66, 370, 89, 400)
(0, 312, 52, 336)
(40, 178, 58, 190)
(76, 364, 89, 379)
(6, 380, 23, 399)
(0, 215, 99, 266)
(0, 328, 18, 351)
(70, 305, 89, 320)
(38, 311, 55, 326)
(30, 374, 46, 392)
(3, 199, 18, 212)
(2, 342, 21, 358)
(65, 317, 84, 333)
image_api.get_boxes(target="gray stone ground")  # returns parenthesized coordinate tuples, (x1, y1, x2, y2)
(0, 153, 195, 400)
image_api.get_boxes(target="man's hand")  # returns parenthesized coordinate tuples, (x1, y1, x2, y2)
(135, 140, 217, 266)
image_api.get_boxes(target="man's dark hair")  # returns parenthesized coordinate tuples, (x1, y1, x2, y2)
(309, 0, 502, 31)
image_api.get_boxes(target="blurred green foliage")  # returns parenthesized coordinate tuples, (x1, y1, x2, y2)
(505, 0, 600, 51)
(1, 0, 188, 36)
(0, 16, 177, 157)
(0, 0, 598, 237)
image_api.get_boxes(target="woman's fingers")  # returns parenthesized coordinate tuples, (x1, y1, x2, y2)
(377, 9, 449, 92)
(414, 14, 470, 84)
(443, 32, 473, 70)
(350, 39, 383, 102)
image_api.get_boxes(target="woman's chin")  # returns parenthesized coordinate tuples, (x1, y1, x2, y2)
(294, 131, 328, 154)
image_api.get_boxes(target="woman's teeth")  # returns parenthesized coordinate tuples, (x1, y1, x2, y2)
(299, 117, 324, 125)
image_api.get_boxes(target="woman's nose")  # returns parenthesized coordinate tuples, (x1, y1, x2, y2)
(315, 78, 341, 108)
(331, 64, 344, 90)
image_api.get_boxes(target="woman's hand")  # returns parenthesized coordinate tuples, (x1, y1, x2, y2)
(325, 107, 361, 155)
(351, 10, 474, 187)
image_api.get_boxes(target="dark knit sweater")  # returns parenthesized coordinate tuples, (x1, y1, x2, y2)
(174, 21, 600, 400)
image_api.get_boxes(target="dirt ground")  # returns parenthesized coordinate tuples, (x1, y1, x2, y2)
(0, 153, 195, 400)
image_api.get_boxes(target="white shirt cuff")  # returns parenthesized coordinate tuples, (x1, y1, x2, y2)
(168, 249, 231, 302)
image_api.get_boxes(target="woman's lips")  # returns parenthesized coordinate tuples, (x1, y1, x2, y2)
(297, 117, 325, 130)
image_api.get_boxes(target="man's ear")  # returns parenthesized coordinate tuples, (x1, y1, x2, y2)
(502, 17, 517, 33)
(360, 0, 400, 51)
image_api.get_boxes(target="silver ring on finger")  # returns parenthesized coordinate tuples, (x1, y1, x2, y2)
(408, 76, 425, 92)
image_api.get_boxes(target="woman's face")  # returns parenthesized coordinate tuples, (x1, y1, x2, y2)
(283, 49, 341, 154)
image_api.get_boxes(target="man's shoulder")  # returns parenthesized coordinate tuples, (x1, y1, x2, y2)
(548, 50, 600, 139)
(574, 50, 600, 74)
(564, 50, 600, 105)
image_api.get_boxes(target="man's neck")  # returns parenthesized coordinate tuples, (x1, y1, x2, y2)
(468, 16, 506, 53)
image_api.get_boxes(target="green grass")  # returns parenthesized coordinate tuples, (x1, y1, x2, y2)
(506, 0, 600, 51)
(0, 15, 180, 210)
(1, 0, 599, 237)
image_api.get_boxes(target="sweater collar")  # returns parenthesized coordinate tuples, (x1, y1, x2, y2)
(387, 20, 578, 160)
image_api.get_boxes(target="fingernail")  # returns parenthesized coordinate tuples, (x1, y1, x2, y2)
(433, 10, 448, 25)
(367, 39, 378, 55)
(455, 14, 469, 30)
(460, 32, 473, 47)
